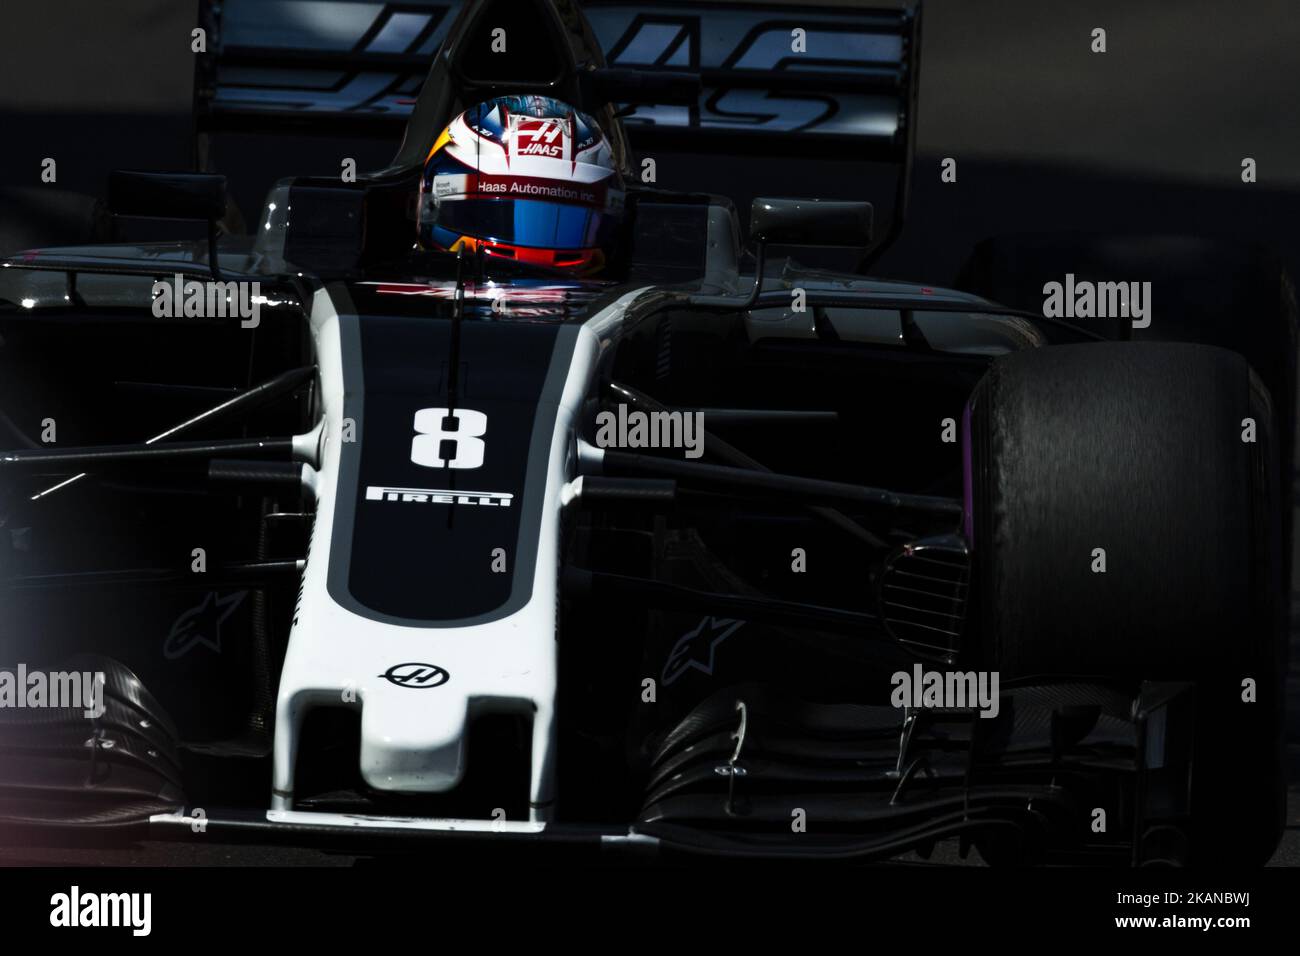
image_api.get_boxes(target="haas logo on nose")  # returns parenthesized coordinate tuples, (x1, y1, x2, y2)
(380, 662, 450, 688)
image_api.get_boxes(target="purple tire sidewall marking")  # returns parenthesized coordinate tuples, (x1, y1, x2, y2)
(961, 402, 975, 544)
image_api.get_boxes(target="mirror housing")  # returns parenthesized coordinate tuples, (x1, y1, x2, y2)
(108, 171, 228, 277)
(749, 197, 873, 247)
(108, 171, 227, 222)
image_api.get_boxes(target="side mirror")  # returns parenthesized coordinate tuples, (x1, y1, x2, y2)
(108, 171, 228, 277)
(749, 197, 873, 247)
(685, 198, 875, 311)
(108, 171, 227, 221)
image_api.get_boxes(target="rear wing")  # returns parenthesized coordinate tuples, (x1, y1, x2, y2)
(196, 0, 919, 160)
(592, 1, 919, 162)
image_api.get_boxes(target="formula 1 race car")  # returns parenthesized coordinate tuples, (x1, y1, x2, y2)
(0, 0, 1291, 867)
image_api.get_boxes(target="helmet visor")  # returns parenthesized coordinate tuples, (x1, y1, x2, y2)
(433, 197, 618, 250)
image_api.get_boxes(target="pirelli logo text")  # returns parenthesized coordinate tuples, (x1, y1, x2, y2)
(365, 485, 513, 508)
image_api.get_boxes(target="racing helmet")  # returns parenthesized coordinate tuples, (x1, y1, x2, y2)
(418, 95, 625, 274)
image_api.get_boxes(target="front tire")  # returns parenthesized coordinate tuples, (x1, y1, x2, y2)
(969, 341, 1285, 865)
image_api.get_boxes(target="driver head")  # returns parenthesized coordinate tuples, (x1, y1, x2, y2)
(418, 95, 626, 275)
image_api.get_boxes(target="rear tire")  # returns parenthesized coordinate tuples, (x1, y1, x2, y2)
(969, 342, 1285, 865)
